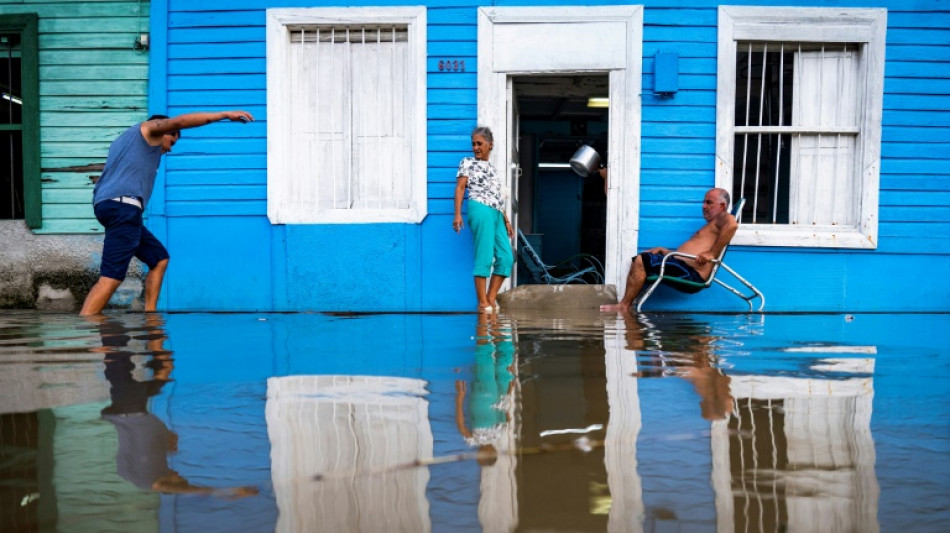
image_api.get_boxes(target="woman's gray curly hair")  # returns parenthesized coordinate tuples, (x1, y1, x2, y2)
(471, 126, 493, 144)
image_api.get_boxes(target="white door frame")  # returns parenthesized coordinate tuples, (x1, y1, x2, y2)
(506, 77, 521, 285)
(477, 5, 643, 293)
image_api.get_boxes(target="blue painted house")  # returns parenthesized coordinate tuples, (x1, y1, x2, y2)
(145, 0, 950, 312)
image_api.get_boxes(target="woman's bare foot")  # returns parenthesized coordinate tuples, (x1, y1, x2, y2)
(600, 302, 632, 312)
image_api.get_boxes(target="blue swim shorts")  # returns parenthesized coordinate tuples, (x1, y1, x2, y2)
(640, 251, 705, 293)
(94, 200, 169, 281)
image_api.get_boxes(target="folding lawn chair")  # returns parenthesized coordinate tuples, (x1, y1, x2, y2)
(517, 229, 604, 284)
(635, 198, 765, 312)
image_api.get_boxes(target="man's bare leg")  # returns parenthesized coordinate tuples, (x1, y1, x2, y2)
(80, 277, 123, 316)
(144, 259, 169, 312)
(600, 256, 648, 312)
(485, 274, 506, 309)
(473, 276, 492, 312)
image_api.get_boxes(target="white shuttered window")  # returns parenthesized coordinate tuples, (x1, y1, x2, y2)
(267, 8, 427, 224)
(791, 48, 859, 227)
(716, 7, 886, 248)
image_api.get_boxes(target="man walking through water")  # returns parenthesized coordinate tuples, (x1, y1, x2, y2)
(80, 111, 254, 315)
(600, 188, 738, 312)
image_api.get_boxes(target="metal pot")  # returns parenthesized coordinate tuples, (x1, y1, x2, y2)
(569, 145, 602, 177)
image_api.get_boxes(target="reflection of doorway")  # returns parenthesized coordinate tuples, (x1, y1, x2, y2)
(512, 75, 609, 280)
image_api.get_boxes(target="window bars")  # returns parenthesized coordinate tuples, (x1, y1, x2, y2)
(1, 33, 23, 220)
(733, 42, 861, 227)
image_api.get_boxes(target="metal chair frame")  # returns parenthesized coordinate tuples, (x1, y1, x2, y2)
(635, 198, 765, 313)
(517, 229, 605, 285)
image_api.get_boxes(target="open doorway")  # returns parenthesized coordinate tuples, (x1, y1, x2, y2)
(478, 5, 643, 292)
(512, 75, 609, 284)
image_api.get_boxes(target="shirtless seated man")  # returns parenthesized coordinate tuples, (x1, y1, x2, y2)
(601, 188, 738, 312)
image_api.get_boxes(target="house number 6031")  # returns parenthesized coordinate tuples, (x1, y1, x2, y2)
(438, 59, 464, 72)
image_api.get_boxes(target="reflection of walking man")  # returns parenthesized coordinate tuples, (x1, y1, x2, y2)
(96, 314, 258, 497)
(80, 111, 253, 315)
(101, 357, 179, 493)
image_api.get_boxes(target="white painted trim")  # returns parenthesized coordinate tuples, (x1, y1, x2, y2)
(266, 7, 427, 224)
(728, 375, 874, 399)
(731, 225, 875, 249)
(716, 6, 885, 249)
(478, 6, 643, 293)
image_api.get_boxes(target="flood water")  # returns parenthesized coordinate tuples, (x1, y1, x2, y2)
(1, 310, 947, 532)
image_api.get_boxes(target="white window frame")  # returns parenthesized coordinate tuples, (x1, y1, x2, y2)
(716, 6, 886, 248)
(266, 7, 427, 224)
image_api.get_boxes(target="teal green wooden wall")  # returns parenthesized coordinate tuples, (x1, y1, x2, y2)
(0, 0, 150, 234)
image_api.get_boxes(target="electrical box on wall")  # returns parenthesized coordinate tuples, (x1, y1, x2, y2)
(654, 50, 678, 97)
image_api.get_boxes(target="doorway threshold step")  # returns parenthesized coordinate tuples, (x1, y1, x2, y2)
(498, 284, 616, 309)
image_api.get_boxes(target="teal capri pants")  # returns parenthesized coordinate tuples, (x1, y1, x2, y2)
(467, 200, 513, 278)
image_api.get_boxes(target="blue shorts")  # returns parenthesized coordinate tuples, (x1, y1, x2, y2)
(94, 200, 169, 281)
(640, 251, 705, 293)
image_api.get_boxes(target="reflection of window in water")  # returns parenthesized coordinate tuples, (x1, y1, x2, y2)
(266, 375, 433, 532)
(717, 367, 878, 532)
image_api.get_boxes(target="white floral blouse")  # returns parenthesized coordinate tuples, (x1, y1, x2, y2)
(457, 157, 504, 211)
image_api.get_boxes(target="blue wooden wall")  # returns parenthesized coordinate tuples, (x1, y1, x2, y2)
(149, 0, 950, 312)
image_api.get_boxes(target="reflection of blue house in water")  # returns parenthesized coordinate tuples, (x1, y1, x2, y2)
(145, 1, 950, 312)
(4, 311, 947, 530)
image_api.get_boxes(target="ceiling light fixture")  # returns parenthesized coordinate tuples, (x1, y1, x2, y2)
(587, 96, 609, 108)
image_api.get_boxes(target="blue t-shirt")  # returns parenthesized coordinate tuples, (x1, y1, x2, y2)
(92, 123, 164, 206)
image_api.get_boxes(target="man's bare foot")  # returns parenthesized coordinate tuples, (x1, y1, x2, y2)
(600, 303, 631, 312)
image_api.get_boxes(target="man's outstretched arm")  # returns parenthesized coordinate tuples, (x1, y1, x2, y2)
(142, 111, 253, 141)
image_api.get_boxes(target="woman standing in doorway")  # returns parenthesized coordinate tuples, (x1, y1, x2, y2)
(454, 126, 513, 312)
